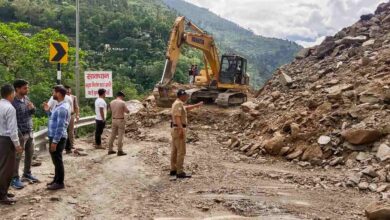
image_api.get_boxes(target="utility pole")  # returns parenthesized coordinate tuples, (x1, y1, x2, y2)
(75, 0, 80, 101)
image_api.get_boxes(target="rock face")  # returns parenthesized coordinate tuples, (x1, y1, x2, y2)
(341, 129, 382, 145)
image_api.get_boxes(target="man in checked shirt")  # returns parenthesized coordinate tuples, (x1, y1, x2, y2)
(44, 85, 70, 190)
(11, 79, 39, 190)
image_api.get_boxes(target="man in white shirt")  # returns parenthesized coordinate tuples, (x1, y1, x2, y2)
(47, 94, 73, 114)
(0, 84, 23, 205)
(94, 89, 107, 149)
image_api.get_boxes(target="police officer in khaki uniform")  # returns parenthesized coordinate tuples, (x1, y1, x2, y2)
(170, 89, 203, 178)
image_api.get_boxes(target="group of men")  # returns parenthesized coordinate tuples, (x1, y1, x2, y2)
(0, 81, 80, 205)
(188, 64, 199, 85)
(0, 80, 202, 205)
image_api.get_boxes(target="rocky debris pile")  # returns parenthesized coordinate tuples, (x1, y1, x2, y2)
(222, 2, 390, 195)
(124, 97, 171, 140)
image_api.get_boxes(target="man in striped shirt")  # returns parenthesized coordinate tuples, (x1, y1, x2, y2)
(44, 85, 70, 190)
(0, 84, 23, 205)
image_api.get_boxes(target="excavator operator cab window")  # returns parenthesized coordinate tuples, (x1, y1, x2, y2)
(220, 56, 246, 85)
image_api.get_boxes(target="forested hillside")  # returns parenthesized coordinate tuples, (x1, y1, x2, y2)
(163, 0, 302, 86)
(0, 0, 301, 114)
(0, 0, 201, 113)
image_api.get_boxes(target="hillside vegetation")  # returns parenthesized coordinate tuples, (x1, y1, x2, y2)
(0, 0, 201, 108)
(163, 0, 302, 87)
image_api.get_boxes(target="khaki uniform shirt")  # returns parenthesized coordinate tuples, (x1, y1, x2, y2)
(171, 99, 187, 125)
(110, 99, 127, 119)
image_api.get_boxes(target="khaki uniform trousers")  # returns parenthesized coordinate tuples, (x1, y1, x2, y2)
(108, 119, 125, 151)
(68, 115, 75, 146)
(171, 128, 186, 174)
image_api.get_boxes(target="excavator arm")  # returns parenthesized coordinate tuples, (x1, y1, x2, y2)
(155, 16, 249, 108)
(159, 16, 220, 86)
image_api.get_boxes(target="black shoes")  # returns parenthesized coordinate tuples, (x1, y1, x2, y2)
(108, 150, 126, 156)
(117, 151, 127, 156)
(108, 150, 117, 155)
(0, 197, 16, 205)
(176, 172, 192, 179)
(47, 183, 65, 190)
(7, 193, 15, 198)
(170, 171, 177, 176)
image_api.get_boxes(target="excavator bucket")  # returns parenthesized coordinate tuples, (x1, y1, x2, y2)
(153, 86, 176, 108)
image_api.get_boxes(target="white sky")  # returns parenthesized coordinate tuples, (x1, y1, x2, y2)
(185, 0, 386, 47)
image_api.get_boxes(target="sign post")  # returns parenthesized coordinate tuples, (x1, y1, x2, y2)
(50, 42, 69, 85)
(84, 71, 113, 98)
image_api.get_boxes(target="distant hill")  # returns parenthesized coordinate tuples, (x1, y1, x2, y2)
(162, 0, 303, 87)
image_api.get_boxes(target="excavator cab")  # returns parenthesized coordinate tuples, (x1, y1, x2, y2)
(219, 55, 249, 86)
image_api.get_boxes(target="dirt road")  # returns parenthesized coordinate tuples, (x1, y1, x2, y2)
(0, 106, 379, 219)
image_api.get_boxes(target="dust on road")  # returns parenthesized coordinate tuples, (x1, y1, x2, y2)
(0, 106, 378, 219)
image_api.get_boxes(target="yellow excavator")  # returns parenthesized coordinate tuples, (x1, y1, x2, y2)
(153, 16, 249, 107)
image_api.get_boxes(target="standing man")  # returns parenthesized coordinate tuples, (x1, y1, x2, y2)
(0, 84, 23, 205)
(194, 65, 199, 76)
(95, 89, 107, 149)
(44, 85, 70, 190)
(11, 80, 39, 190)
(47, 87, 74, 116)
(170, 89, 203, 179)
(64, 85, 80, 154)
(108, 91, 129, 156)
(188, 65, 194, 85)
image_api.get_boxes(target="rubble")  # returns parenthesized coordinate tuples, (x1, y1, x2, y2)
(216, 1, 390, 196)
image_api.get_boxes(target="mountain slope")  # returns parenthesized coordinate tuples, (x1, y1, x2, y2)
(0, 0, 199, 96)
(162, 0, 302, 87)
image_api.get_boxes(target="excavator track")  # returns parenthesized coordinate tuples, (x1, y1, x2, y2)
(188, 88, 247, 107)
(215, 92, 247, 107)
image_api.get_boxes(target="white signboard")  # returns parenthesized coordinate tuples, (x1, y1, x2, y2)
(84, 71, 113, 98)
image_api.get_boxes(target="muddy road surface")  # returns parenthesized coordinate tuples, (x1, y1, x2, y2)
(1, 106, 378, 219)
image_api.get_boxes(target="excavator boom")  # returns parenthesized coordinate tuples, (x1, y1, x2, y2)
(159, 16, 220, 86)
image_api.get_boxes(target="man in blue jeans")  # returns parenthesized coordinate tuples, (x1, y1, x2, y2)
(11, 79, 39, 189)
(44, 85, 70, 190)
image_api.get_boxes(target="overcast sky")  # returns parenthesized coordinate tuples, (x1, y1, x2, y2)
(185, 0, 386, 47)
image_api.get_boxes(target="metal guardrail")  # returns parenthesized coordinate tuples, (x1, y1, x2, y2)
(33, 116, 96, 150)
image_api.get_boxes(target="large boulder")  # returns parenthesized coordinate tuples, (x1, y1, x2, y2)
(301, 145, 323, 162)
(376, 144, 390, 162)
(341, 128, 382, 145)
(264, 133, 285, 155)
(313, 36, 336, 59)
(365, 202, 390, 220)
(335, 36, 367, 46)
(376, 2, 390, 14)
(278, 70, 293, 86)
(241, 101, 257, 113)
(295, 48, 311, 59)
(360, 14, 375, 21)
